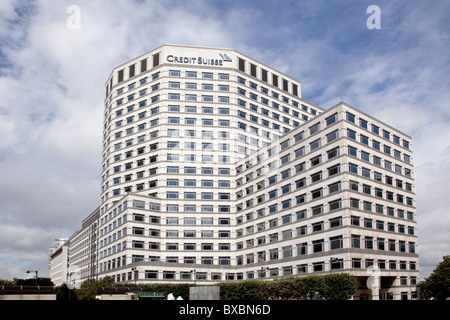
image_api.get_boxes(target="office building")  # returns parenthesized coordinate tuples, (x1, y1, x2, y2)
(66, 207, 100, 287)
(90, 44, 418, 299)
(48, 238, 69, 287)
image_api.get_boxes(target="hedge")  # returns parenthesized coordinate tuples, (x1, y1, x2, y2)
(218, 273, 356, 300)
(110, 272, 356, 300)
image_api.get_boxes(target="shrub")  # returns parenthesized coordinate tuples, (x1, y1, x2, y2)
(322, 273, 357, 300)
(106, 273, 357, 300)
(217, 273, 356, 300)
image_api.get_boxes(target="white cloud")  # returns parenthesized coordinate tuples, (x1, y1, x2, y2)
(0, 0, 449, 281)
(0, 0, 255, 280)
(275, 1, 450, 278)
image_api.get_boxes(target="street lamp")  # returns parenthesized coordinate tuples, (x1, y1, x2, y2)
(26, 270, 38, 286)
(329, 258, 340, 274)
(68, 271, 75, 300)
(131, 268, 138, 285)
(260, 267, 269, 279)
(190, 269, 196, 285)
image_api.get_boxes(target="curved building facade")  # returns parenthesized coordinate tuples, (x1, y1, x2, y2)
(95, 44, 418, 299)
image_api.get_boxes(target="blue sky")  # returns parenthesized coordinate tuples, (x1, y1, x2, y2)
(0, 0, 449, 281)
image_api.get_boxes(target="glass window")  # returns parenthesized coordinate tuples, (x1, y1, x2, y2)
(326, 113, 338, 126)
(310, 139, 321, 151)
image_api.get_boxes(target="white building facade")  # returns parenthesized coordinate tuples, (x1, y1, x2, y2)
(66, 207, 100, 288)
(93, 44, 418, 299)
(48, 240, 69, 287)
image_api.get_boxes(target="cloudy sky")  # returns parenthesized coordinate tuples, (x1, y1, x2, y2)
(0, 0, 449, 281)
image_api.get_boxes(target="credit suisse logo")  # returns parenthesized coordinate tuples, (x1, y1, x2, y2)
(166, 53, 232, 66)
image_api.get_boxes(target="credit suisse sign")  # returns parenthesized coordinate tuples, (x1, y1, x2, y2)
(166, 53, 232, 66)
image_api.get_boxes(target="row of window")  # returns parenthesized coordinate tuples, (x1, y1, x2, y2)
(350, 234, 416, 253)
(102, 208, 416, 256)
(236, 171, 412, 226)
(110, 153, 236, 172)
(108, 166, 233, 190)
(239, 166, 412, 207)
(168, 65, 303, 112)
(103, 148, 414, 231)
(164, 204, 231, 213)
(114, 105, 234, 124)
(166, 191, 231, 200)
(106, 51, 159, 98)
(348, 163, 414, 196)
(236, 195, 414, 224)
(104, 260, 418, 284)
(106, 74, 236, 135)
(100, 229, 234, 259)
(101, 240, 233, 258)
(168, 81, 230, 91)
(106, 65, 316, 135)
(110, 113, 281, 147)
(347, 132, 411, 164)
(112, 115, 235, 139)
(101, 214, 232, 238)
(105, 69, 160, 120)
(233, 111, 411, 175)
(277, 115, 411, 173)
(165, 178, 231, 188)
(111, 104, 295, 144)
(105, 96, 312, 159)
(346, 111, 410, 149)
(100, 204, 415, 244)
(107, 186, 414, 231)
(109, 126, 268, 153)
(234, 133, 413, 216)
(236, 86, 309, 124)
(104, 237, 417, 267)
(236, 237, 417, 265)
(233, 110, 409, 177)
(111, 268, 238, 282)
(99, 209, 230, 240)
(237, 57, 300, 100)
(100, 198, 153, 225)
(168, 69, 227, 79)
(111, 80, 306, 131)
(100, 224, 233, 259)
(237, 211, 415, 240)
(234, 196, 415, 252)
(99, 255, 235, 274)
(237, 218, 416, 249)
(108, 179, 234, 200)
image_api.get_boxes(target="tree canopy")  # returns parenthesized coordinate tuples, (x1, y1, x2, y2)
(422, 256, 450, 300)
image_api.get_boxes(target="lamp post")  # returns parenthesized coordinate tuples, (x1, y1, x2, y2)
(131, 267, 138, 285)
(68, 272, 74, 300)
(329, 258, 339, 274)
(26, 270, 38, 286)
(260, 267, 269, 279)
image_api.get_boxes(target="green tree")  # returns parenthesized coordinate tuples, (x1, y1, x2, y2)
(217, 273, 357, 300)
(14, 277, 54, 286)
(298, 274, 326, 298)
(422, 256, 450, 300)
(322, 273, 357, 300)
(218, 280, 261, 300)
(55, 283, 75, 300)
(75, 276, 114, 300)
(0, 279, 16, 286)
